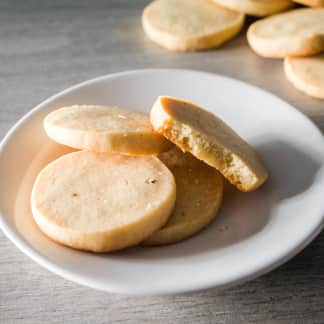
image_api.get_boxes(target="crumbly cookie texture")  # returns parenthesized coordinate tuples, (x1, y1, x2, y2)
(143, 147, 223, 246)
(142, 0, 244, 51)
(247, 8, 324, 58)
(284, 55, 324, 99)
(212, 0, 294, 17)
(44, 105, 171, 155)
(150, 96, 268, 192)
(31, 151, 176, 252)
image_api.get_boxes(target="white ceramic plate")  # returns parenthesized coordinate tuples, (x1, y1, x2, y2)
(1, 69, 324, 295)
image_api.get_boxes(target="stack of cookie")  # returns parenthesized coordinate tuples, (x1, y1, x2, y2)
(31, 97, 268, 252)
(142, 0, 324, 99)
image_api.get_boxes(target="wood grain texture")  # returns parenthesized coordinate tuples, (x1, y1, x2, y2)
(1, 1, 324, 323)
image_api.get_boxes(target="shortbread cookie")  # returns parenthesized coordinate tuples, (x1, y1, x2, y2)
(142, 0, 245, 51)
(31, 151, 176, 252)
(284, 55, 324, 99)
(247, 8, 324, 58)
(44, 105, 171, 154)
(212, 0, 294, 17)
(150, 96, 268, 192)
(293, 0, 324, 7)
(143, 147, 223, 246)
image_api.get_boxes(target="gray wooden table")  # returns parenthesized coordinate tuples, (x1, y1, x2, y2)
(1, 1, 324, 323)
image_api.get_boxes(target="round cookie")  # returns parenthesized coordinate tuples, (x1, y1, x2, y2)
(212, 0, 294, 17)
(143, 147, 223, 246)
(247, 8, 324, 58)
(293, 0, 324, 7)
(150, 96, 268, 192)
(142, 0, 245, 51)
(284, 55, 324, 99)
(44, 105, 171, 155)
(31, 151, 176, 252)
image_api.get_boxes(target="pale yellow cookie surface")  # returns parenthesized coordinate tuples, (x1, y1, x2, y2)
(284, 55, 324, 99)
(142, 0, 244, 51)
(150, 96, 268, 192)
(31, 151, 176, 252)
(143, 147, 223, 246)
(293, 0, 324, 7)
(212, 0, 294, 17)
(44, 105, 171, 154)
(247, 8, 324, 58)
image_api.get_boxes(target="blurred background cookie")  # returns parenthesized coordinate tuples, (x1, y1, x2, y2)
(142, 0, 244, 51)
(247, 8, 324, 58)
(212, 0, 294, 17)
(284, 55, 324, 99)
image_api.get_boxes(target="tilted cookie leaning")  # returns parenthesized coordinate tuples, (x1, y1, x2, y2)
(150, 96, 268, 192)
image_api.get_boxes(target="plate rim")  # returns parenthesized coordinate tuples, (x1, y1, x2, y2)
(1, 68, 324, 295)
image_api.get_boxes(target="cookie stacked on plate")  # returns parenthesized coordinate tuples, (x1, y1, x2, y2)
(32, 98, 267, 252)
(142, 0, 324, 99)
